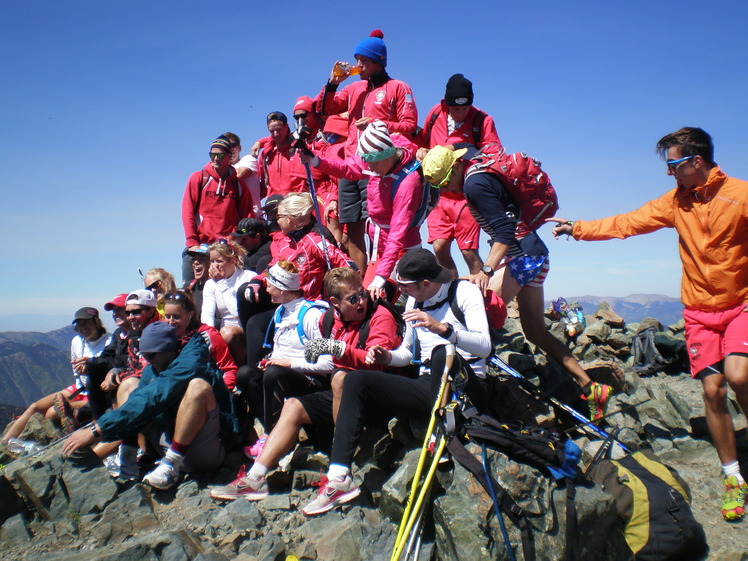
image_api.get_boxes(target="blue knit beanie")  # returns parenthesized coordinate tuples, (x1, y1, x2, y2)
(354, 29, 387, 67)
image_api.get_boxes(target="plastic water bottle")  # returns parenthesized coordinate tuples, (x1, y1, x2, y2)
(6, 438, 44, 457)
(332, 62, 361, 78)
(553, 297, 585, 337)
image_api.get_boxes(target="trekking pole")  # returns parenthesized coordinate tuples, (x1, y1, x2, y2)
(301, 159, 332, 270)
(562, 399, 652, 434)
(391, 345, 455, 561)
(481, 443, 517, 561)
(489, 355, 630, 453)
(22, 422, 94, 458)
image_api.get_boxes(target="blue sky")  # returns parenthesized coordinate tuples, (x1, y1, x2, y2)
(2, 1, 747, 332)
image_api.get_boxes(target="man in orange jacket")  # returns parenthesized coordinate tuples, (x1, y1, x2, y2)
(549, 127, 748, 522)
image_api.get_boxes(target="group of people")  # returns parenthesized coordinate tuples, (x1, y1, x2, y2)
(6, 29, 746, 524)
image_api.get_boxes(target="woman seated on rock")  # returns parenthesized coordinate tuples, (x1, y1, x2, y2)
(162, 290, 238, 392)
(201, 239, 256, 366)
(235, 261, 333, 459)
(143, 268, 177, 316)
(2, 307, 111, 442)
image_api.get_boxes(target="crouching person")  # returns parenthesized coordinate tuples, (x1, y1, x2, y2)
(62, 322, 239, 490)
(301, 248, 492, 516)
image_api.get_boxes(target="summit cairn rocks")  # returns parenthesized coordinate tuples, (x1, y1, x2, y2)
(0, 301, 744, 560)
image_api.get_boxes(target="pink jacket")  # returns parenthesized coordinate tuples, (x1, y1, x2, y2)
(316, 74, 418, 158)
(316, 134, 423, 279)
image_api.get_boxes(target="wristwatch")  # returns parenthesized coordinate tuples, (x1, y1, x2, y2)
(481, 265, 494, 277)
(442, 322, 455, 341)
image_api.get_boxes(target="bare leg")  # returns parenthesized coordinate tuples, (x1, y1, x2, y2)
(331, 371, 348, 423)
(172, 378, 217, 446)
(432, 238, 458, 280)
(702, 373, 736, 465)
(221, 325, 247, 367)
(255, 398, 311, 471)
(460, 248, 483, 275)
(3, 392, 58, 441)
(116, 376, 140, 408)
(345, 220, 367, 275)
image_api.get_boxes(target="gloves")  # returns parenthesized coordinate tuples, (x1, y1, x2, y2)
(305, 338, 346, 364)
(243, 280, 263, 304)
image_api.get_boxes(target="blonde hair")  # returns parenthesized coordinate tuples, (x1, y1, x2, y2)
(208, 239, 246, 268)
(279, 192, 314, 218)
(144, 268, 177, 293)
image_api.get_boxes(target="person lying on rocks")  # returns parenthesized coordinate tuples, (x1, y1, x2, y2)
(235, 261, 335, 460)
(299, 249, 491, 516)
(209, 266, 403, 502)
(62, 321, 239, 491)
(3, 306, 111, 442)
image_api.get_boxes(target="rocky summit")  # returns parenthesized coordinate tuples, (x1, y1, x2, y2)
(1, 302, 746, 561)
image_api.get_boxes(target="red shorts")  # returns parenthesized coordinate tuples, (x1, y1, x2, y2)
(63, 383, 89, 402)
(426, 193, 480, 250)
(683, 303, 748, 377)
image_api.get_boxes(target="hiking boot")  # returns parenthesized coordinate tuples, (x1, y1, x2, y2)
(301, 474, 360, 516)
(53, 393, 78, 435)
(583, 382, 612, 421)
(722, 475, 748, 521)
(143, 460, 180, 490)
(245, 434, 268, 459)
(210, 466, 269, 501)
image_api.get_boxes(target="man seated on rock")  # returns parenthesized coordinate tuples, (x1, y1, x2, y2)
(298, 249, 492, 516)
(209, 267, 403, 501)
(62, 322, 238, 491)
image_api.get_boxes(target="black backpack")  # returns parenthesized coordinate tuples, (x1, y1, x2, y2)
(630, 327, 679, 375)
(319, 297, 405, 350)
(585, 432, 708, 561)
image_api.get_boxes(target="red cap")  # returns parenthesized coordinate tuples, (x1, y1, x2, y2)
(294, 96, 315, 115)
(104, 293, 129, 311)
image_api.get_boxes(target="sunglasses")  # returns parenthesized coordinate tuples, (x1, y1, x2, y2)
(343, 289, 368, 306)
(666, 155, 696, 172)
(294, 112, 309, 120)
(209, 152, 228, 160)
(165, 292, 190, 302)
(146, 280, 161, 291)
(125, 308, 149, 317)
(436, 167, 453, 187)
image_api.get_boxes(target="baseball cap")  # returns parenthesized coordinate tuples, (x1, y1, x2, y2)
(422, 146, 468, 186)
(261, 194, 285, 213)
(231, 218, 262, 237)
(103, 294, 129, 311)
(396, 249, 453, 284)
(187, 243, 210, 258)
(72, 307, 99, 324)
(126, 289, 158, 308)
(138, 322, 179, 353)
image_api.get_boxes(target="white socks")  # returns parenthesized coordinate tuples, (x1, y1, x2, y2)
(328, 464, 350, 482)
(722, 461, 745, 484)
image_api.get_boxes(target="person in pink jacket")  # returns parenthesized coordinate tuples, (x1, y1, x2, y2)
(304, 120, 424, 298)
(315, 29, 418, 276)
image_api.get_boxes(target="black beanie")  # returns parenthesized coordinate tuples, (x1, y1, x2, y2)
(444, 73, 474, 107)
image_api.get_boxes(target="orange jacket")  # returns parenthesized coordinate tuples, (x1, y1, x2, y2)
(573, 167, 748, 311)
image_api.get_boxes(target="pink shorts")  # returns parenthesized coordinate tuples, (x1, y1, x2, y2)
(426, 194, 480, 250)
(683, 303, 748, 377)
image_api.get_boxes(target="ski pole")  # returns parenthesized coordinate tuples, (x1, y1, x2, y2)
(302, 160, 332, 270)
(482, 443, 517, 561)
(489, 355, 630, 453)
(391, 345, 455, 560)
(562, 398, 651, 434)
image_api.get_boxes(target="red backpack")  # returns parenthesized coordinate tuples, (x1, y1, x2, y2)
(466, 144, 559, 230)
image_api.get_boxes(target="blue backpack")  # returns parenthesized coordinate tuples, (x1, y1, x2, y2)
(390, 159, 440, 230)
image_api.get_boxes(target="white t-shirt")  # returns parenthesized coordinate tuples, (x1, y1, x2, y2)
(70, 331, 112, 392)
(202, 268, 257, 328)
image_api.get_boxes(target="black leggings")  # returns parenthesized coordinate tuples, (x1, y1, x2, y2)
(330, 345, 487, 467)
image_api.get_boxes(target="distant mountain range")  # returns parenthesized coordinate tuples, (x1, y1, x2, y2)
(0, 326, 76, 412)
(551, 294, 684, 326)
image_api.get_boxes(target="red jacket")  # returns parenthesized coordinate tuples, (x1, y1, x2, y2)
(182, 163, 253, 247)
(420, 101, 502, 150)
(316, 72, 418, 158)
(257, 137, 307, 198)
(198, 324, 238, 390)
(257, 224, 351, 300)
(325, 300, 403, 371)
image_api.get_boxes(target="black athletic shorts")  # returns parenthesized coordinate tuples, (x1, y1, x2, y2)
(337, 177, 369, 223)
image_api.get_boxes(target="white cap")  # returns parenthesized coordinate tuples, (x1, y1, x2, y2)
(266, 264, 301, 292)
(126, 289, 158, 308)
